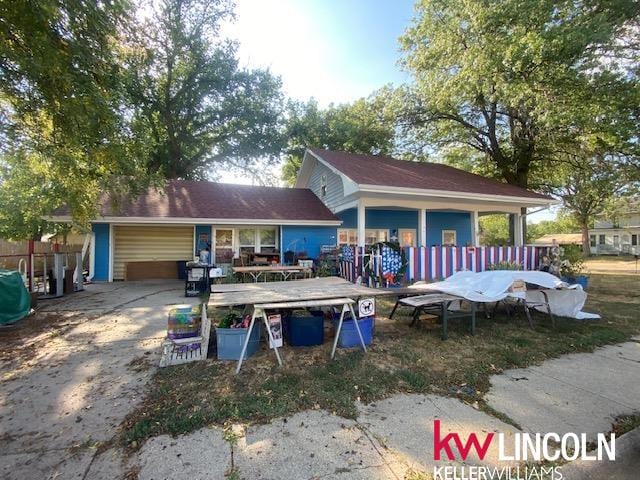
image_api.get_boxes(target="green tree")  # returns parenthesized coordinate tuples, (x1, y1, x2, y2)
(526, 212, 582, 243)
(399, 0, 639, 238)
(124, 0, 285, 180)
(478, 215, 510, 246)
(0, 0, 150, 236)
(541, 150, 638, 255)
(281, 91, 396, 185)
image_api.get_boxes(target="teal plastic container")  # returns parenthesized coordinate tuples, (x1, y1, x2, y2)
(216, 324, 262, 360)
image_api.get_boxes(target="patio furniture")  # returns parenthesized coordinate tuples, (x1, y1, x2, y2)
(504, 284, 554, 327)
(159, 303, 211, 367)
(232, 265, 313, 282)
(393, 293, 476, 340)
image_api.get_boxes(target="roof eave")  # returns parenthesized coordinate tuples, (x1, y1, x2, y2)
(357, 184, 557, 206)
(45, 215, 342, 226)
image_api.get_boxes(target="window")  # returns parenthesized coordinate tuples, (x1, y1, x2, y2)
(632, 234, 638, 246)
(239, 227, 278, 254)
(337, 228, 388, 246)
(589, 235, 596, 247)
(259, 228, 277, 253)
(239, 228, 256, 254)
(442, 230, 457, 246)
(399, 229, 416, 247)
(320, 174, 327, 197)
(599, 234, 605, 245)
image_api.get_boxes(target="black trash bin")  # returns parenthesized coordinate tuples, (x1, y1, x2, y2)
(177, 260, 188, 280)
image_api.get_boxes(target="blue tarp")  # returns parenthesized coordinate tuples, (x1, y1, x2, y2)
(0, 269, 31, 325)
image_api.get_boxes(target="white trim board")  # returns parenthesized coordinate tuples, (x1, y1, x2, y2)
(49, 216, 342, 227)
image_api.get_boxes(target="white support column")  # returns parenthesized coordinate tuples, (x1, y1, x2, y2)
(108, 224, 114, 282)
(472, 211, 480, 246)
(357, 200, 366, 248)
(514, 213, 524, 246)
(418, 208, 427, 247)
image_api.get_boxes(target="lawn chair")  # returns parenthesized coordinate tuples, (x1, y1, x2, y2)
(505, 280, 554, 327)
(159, 304, 211, 367)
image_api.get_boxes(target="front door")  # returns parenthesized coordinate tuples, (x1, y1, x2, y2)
(214, 229, 234, 265)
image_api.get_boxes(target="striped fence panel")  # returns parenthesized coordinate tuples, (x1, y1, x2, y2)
(339, 245, 547, 284)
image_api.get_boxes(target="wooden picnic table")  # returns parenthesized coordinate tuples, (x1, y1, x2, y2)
(232, 265, 313, 282)
(209, 277, 390, 307)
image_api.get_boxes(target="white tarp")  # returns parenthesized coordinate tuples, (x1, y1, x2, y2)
(409, 270, 600, 320)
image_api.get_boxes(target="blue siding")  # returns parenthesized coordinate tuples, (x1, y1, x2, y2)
(426, 212, 472, 246)
(92, 223, 110, 281)
(195, 225, 211, 254)
(281, 226, 337, 259)
(337, 208, 472, 246)
(337, 209, 418, 230)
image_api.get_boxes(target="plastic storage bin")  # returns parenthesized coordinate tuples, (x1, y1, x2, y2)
(286, 312, 324, 346)
(216, 324, 261, 360)
(332, 316, 374, 348)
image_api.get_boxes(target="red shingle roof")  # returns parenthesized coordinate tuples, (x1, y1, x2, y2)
(54, 180, 339, 222)
(310, 149, 551, 201)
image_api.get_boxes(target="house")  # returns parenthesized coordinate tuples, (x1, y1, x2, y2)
(296, 149, 554, 250)
(589, 202, 640, 255)
(50, 182, 341, 281)
(49, 149, 554, 281)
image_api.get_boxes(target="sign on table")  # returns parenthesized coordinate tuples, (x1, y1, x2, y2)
(358, 298, 375, 317)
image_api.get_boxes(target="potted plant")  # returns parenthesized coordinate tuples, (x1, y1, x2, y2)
(559, 245, 588, 289)
(215, 311, 261, 360)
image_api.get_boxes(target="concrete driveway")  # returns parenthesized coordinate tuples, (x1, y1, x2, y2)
(0, 280, 197, 480)
(1, 281, 638, 479)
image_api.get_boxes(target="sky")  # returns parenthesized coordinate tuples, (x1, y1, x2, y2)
(222, 0, 414, 106)
(219, 0, 554, 222)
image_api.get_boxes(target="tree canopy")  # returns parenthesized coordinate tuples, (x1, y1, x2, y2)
(123, 0, 285, 180)
(400, 0, 640, 190)
(281, 91, 397, 185)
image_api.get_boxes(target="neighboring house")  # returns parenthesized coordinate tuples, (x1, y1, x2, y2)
(589, 205, 640, 255)
(296, 149, 554, 250)
(531, 233, 583, 247)
(49, 148, 554, 281)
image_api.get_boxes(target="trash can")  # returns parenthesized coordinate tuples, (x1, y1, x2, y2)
(177, 261, 188, 280)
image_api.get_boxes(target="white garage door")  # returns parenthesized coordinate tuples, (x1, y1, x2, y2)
(113, 225, 193, 280)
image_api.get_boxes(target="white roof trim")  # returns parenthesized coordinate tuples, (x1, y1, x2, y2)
(298, 149, 360, 196)
(48, 215, 342, 226)
(357, 184, 557, 206)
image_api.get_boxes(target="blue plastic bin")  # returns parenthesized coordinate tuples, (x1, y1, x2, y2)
(215, 324, 261, 360)
(332, 316, 374, 348)
(287, 313, 324, 346)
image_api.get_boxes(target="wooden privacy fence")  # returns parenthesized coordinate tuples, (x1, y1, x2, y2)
(339, 245, 547, 285)
(0, 239, 87, 293)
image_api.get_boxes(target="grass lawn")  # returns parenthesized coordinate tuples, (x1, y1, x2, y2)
(122, 272, 640, 447)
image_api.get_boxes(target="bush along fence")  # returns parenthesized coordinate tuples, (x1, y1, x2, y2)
(339, 245, 547, 287)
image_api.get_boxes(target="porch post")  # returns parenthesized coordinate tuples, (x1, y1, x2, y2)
(471, 211, 480, 246)
(514, 213, 524, 246)
(357, 200, 366, 248)
(418, 208, 427, 247)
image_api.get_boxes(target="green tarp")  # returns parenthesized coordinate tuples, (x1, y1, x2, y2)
(0, 269, 31, 325)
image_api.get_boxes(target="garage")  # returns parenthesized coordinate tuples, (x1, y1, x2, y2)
(113, 225, 193, 280)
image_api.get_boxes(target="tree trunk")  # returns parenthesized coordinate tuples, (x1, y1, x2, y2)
(581, 221, 591, 256)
